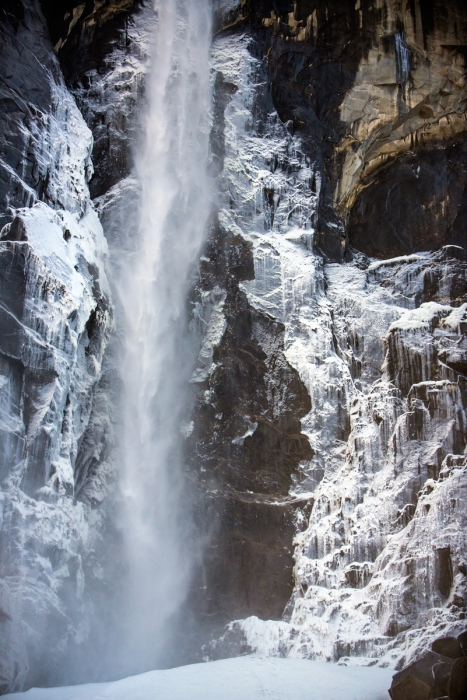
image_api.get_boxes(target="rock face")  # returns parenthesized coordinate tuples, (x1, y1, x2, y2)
(200, 0, 467, 669)
(0, 0, 466, 694)
(0, 0, 112, 693)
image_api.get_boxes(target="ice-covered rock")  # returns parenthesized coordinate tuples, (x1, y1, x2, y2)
(207, 27, 467, 670)
(0, 1, 112, 693)
(68, 1, 157, 198)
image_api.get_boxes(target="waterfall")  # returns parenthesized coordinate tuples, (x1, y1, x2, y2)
(115, 0, 213, 674)
(395, 31, 411, 86)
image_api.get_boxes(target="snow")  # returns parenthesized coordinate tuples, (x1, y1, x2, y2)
(367, 253, 429, 271)
(4, 656, 393, 700)
(388, 301, 467, 332)
(389, 302, 449, 332)
(442, 303, 467, 329)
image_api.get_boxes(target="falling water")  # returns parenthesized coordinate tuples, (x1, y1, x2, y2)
(395, 31, 411, 86)
(116, 0, 212, 673)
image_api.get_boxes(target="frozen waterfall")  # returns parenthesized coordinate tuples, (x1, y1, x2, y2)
(115, 0, 213, 674)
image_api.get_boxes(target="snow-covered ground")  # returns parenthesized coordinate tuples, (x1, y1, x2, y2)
(4, 657, 393, 700)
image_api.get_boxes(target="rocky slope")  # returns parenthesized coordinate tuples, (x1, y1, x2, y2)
(0, 0, 466, 693)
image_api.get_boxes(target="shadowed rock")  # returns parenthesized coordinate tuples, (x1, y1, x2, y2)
(432, 637, 464, 660)
(448, 656, 467, 700)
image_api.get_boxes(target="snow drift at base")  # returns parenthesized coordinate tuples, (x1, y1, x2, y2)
(4, 656, 393, 700)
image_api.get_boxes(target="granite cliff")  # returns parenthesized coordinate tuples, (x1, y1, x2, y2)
(0, 0, 466, 693)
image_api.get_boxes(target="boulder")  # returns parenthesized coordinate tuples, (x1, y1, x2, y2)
(389, 675, 432, 700)
(448, 656, 467, 700)
(432, 637, 464, 659)
(389, 651, 454, 700)
(457, 630, 467, 656)
(432, 659, 453, 698)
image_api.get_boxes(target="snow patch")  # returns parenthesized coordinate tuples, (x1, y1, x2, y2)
(367, 254, 429, 272)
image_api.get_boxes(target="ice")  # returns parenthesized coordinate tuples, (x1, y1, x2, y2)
(190, 287, 227, 383)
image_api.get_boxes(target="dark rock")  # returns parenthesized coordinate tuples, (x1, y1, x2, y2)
(432, 637, 464, 660)
(39, 0, 136, 56)
(432, 659, 454, 697)
(458, 630, 467, 655)
(436, 548, 455, 600)
(184, 214, 312, 646)
(348, 139, 467, 259)
(344, 562, 372, 589)
(1, 216, 28, 242)
(448, 656, 467, 700)
(390, 651, 452, 699)
(389, 675, 432, 700)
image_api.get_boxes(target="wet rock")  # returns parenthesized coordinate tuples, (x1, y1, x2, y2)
(48, 1, 467, 673)
(186, 217, 312, 632)
(203, 15, 467, 668)
(2, 0, 467, 687)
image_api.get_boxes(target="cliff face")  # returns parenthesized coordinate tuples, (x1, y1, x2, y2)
(0, 0, 466, 693)
(0, 0, 113, 692)
(203, 0, 467, 666)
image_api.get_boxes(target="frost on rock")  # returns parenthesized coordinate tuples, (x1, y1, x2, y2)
(190, 287, 227, 384)
(0, 2, 112, 693)
(211, 31, 467, 669)
(70, 1, 158, 199)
